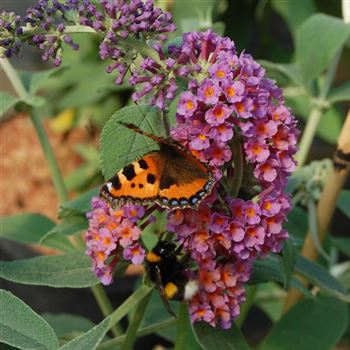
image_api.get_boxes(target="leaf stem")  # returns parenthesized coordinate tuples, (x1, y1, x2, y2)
(91, 284, 124, 337)
(98, 317, 177, 350)
(121, 290, 152, 350)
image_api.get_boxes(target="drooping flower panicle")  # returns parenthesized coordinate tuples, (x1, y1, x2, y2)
(86, 29, 298, 328)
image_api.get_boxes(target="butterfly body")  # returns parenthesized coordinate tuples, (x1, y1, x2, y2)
(100, 123, 215, 210)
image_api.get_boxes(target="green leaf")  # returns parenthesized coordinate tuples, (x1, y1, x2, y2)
(175, 304, 201, 350)
(284, 206, 308, 239)
(100, 105, 165, 179)
(284, 94, 311, 119)
(0, 290, 60, 350)
(316, 107, 343, 144)
(260, 296, 348, 350)
(0, 93, 20, 116)
(331, 237, 350, 257)
(296, 14, 350, 86)
(59, 317, 110, 350)
(328, 81, 350, 103)
(250, 256, 312, 298)
(172, 0, 217, 34)
(60, 285, 152, 350)
(59, 187, 99, 218)
(138, 289, 176, 341)
(281, 239, 295, 289)
(58, 71, 128, 109)
(193, 322, 252, 350)
(1, 213, 74, 252)
(295, 255, 350, 302)
(337, 190, 350, 219)
(0, 251, 99, 288)
(45, 215, 88, 237)
(211, 21, 226, 36)
(259, 61, 302, 85)
(1, 213, 55, 245)
(20, 68, 62, 94)
(270, 0, 316, 38)
(307, 199, 329, 260)
(42, 313, 94, 338)
(255, 283, 285, 322)
(39, 233, 75, 252)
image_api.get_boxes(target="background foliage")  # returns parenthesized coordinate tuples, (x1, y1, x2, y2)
(1, 0, 350, 349)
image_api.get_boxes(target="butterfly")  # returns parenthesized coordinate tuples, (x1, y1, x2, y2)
(99, 123, 215, 210)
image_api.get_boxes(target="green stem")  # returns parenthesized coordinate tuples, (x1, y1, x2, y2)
(91, 284, 124, 337)
(30, 108, 69, 202)
(319, 48, 342, 100)
(121, 290, 152, 350)
(98, 318, 177, 350)
(236, 285, 257, 328)
(109, 285, 153, 328)
(174, 303, 187, 350)
(1, 58, 69, 202)
(296, 48, 342, 168)
(295, 107, 322, 169)
(229, 135, 244, 197)
(1, 58, 30, 101)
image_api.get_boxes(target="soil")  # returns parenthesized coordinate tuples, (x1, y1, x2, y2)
(1, 113, 94, 220)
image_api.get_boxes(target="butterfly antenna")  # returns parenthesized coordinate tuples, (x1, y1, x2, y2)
(134, 100, 147, 119)
(118, 122, 162, 143)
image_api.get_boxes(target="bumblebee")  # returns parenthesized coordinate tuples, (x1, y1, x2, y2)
(145, 238, 198, 316)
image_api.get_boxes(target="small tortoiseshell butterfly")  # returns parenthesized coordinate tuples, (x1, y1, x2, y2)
(100, 123, 215, 210)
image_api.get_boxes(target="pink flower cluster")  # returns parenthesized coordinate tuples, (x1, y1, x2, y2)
(86, 29, 298, 329)
(162, 30, 298, 328)
(85, 197, 147, 285)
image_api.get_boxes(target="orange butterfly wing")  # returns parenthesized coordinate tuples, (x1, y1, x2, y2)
(100, 123, 215, 210)
(156, 144, 215, 209)
(100, 152, 163, 207)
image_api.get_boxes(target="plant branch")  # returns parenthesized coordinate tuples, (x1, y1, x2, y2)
(284, 109, 350, 312)
(121, 290, 152, 350)
(97, 318, 177, 350)
(91, 284, 124, 337)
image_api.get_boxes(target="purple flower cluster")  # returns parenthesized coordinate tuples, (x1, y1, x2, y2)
(0, 1, 80, 65)
(85, 197, 148, 285)
(161, 30, 298, 328)
(84, 29, 298, 329)
(78, 0, 176, 84)
(1, 0, 175, 75)
(85, 29, 298, 329)
(0, 11, 23, 58)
